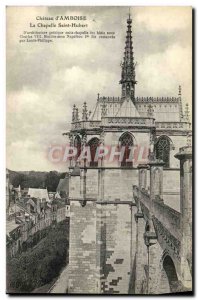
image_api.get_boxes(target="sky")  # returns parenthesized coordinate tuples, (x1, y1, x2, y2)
(6, 6, 192, 172)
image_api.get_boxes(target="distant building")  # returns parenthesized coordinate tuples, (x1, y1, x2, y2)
(56, 175, 70, 216)
(6, 186, 68, 258)
(50, 199, 66, 223)
(6, 169, 17, 212)
(28, 188, 50, 202)
(6, 220, 22, 257)
(56, 174, 69, 199)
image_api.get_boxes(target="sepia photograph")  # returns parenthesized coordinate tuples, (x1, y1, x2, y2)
(6, 6, 192, 294)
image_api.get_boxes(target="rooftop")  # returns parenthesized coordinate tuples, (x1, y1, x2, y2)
(28, 188, 49, 202)
(6, 220, 20, 235)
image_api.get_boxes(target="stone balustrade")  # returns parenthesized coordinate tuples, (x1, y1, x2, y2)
(134, 97, 179, 103)
(72, 117, 155, 130)
(156, 122, 191, 130)
(133, 185, 181, 241)
(103, 117, 155, 127)
(153, 199, 181, 240)
(98, 96, 180, 103)
(72, 120, 101, 130)
(98, 96, 121, 102)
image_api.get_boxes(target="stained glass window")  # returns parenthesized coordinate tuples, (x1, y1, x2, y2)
(155, 136, 170, 168)
(88, 137, 100, 167)
(119, 132, 133, 167)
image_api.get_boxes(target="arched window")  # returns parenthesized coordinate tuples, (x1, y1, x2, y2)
(74, 135, 81, 159)
(155, 136, 170, 168)
(88, 137, 100, 167)
(119, 132, 133, 167)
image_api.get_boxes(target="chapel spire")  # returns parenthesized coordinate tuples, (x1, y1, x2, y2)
(120, 9, 137, 101)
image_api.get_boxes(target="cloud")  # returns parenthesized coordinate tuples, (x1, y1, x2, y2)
(135, 7, 192, 33)
(7, 46, 54, 91)
(136, 44, 192, 101)
(6, 6, 192, 171)
(7, 139, 67, 171)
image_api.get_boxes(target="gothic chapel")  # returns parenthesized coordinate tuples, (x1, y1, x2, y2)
(64, 12, 192, 294)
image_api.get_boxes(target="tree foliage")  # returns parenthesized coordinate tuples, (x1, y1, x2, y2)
(45, 171, 60, 192)
(8, 170, 68, 192)
(7, 219, 69, 293)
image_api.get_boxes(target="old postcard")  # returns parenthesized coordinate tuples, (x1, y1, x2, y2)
(6, 6, 192, 294)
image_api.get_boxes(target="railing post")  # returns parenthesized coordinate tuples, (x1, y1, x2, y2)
(148, 159, 165, 208)
(137, 164, 148, 190)
(175, 146, 192, 289)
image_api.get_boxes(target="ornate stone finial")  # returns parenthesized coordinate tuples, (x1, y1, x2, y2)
(178, 85, 184, 121)
(100, 130, 105, 145)
(185, 103, 190, 122)
(187, 133, 192, 147)
(72, 104, 76, 122)
(101, 102, 107, 117)
(178, 85, 182, 97)
(147, 104, 154, 117)
(82, 102, 88, 121)
(68, 133, 74, 147)
(127, 7, 132, 23)
(72, 105, 80, 122)
(119, 9, 137, 101)
(82, 133, 87, 146)
(149, 134, 155, 161)
(76, 108, 79, 122)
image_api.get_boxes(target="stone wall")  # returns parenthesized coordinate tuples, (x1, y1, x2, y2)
(163, 170, 180, 211)
(103, 169, 138, 201)
(68, 153, 184, 293)
(135, 216, 148, 294)
(68, 199, 97, 293)
(68, 168, 138, 294)
(96, 203, 133, 294)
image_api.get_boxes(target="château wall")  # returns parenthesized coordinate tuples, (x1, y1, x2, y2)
(68, 168, 138, 294)
(103, 169, 138, 200)
(96, 203, 133, 294)
(68, 163, 182, 293)
(68, 199, 97, 293)
(163, 170, 180, 211)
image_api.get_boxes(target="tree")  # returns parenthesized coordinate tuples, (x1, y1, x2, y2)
(45, 171, 60, 192)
